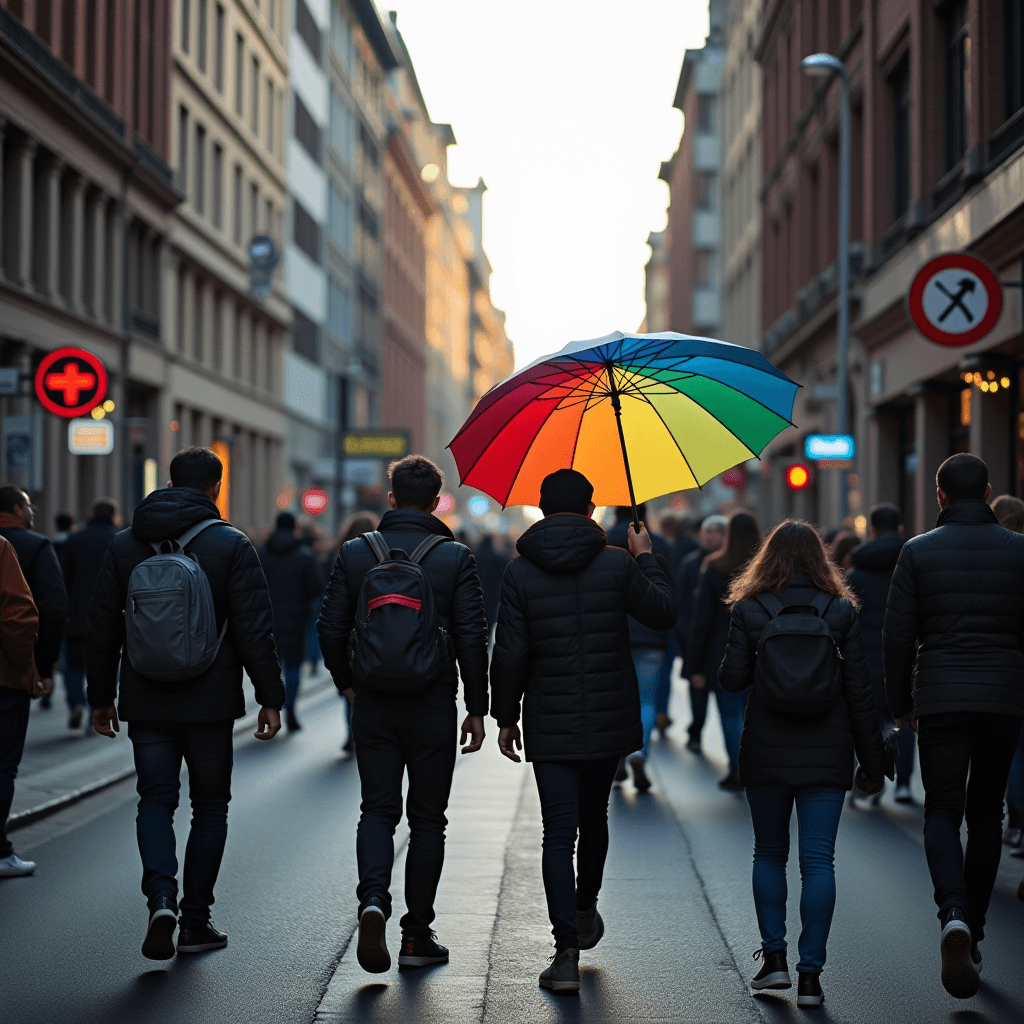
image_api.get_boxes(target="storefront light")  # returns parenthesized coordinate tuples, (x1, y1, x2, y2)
(1001, 377, 1012, 389)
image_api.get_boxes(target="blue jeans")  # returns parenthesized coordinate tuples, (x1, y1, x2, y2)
(283, 662, 302, 708)
(745, 786, 845, 973)
(654, 637, 677, 717)
(128, 720, 234, 928)
(63, 644, 86, 709)
(632, 648, 665, 759)
(0, 687, 31, 857)
(714, 687, 746, 775)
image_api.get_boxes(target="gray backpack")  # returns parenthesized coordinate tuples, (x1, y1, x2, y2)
(125, 519, 228, 683)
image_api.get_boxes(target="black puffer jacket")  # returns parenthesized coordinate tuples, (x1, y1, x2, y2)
(257, 530, 324, 663)
(689, 561, 731, 687)
(605, 520, 674, 650)
(846, 531, 904, 681)
(87, 488, 285, 720)
(317, 509, 489, 715)
(719, 573, 885, 789)
(884, 500, 1024, 720)
(489, 514, 676, 761)
(673, 545, 710, 660)
(61, 515, 120, 640)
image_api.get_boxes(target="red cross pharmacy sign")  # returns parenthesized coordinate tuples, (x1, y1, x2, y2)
(907, 253, 1003, 347)
(34, 348, 108, 418)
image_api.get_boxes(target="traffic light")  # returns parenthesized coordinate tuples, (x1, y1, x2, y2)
(786, 463, 811, 490)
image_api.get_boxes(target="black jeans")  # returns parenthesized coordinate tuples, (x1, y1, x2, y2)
(353, 691, 457, 937)
(917, 712, 1022, 940)
(128, 720, 234, 929)
(0, 687, 31, 857)
(532, 756, 620, 950)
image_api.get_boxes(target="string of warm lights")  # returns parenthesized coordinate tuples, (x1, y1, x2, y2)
(961, 370, 1012, 393)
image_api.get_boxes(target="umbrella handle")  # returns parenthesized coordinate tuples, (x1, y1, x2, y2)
(606, 363, 641, 534)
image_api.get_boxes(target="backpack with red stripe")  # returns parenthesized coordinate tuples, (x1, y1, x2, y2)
(348, 532, 453, 692)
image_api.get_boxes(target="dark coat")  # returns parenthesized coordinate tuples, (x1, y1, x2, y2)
(257, 530, 325, 663)
(883, 500, 1024, 721)
(0, 516, 67, 676)
(605, 520, 675, 650)
(317, 509, 489, 715)
(689, 561, 732, 687)
(489, 514, 677, 762)
(846, 531, 904, 681)
(86, 488, 285, 721)
(719, 574, 886, 789)
(61, 516, 120, 640)
(673, 544, 711, 660)
(473, 537, 510, 629)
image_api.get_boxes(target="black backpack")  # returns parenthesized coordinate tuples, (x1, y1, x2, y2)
(753, 592, 843, 716)
(348, 532, 452, 693)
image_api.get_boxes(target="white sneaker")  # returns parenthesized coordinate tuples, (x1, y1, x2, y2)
(0, 854, 37, 877)
(894, 784, 914, 804)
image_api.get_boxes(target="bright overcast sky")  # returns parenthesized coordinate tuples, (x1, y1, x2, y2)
(384, 1, 711, 369)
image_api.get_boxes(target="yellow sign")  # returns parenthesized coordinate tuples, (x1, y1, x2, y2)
(211, 440, 231, 521)
(342, 432, 409, 458)
(68, 419, 114, 455)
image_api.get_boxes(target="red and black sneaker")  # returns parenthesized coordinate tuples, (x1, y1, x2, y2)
(397, 931, 449, 968)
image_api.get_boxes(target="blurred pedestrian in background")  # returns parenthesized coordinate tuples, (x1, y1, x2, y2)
(847, 503, 915, 806)
(59, 500, 120, 731)
(0, 534, 42, 878)
(719, 520, 885, 1009)
(828, 531, 861, 569)
(46, 512, 76, 710)
(884, 454, 1024, 999)
(690, 510, 762, 790)
(258, 512, 324, 732)
(473, 533, 510, 639)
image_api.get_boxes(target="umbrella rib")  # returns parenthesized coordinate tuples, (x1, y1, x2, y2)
(627, 389, 706, 491)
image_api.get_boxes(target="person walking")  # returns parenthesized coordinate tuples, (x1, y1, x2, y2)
(49, 512, 74, 712)
(846, 503, 916, 805)
(87, 447, 285, 960)
(257, 512, 325, 731)
(0, 534, 43, 877)
(60, 500, 120, 731)
(490, 470, 676, 994)
(0, 487, 67, 703)
(473, 533, 510, 639)
(884, 453, 1024, 999)
(690, 510, 762, 789)
(317, 455, 489, 975)
(719, 520, 885, 1008)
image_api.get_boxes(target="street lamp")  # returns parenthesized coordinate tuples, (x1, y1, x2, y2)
(800, 52, 850, 525)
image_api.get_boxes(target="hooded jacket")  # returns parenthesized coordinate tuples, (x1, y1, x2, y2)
(317, 509, 489, 714)
(884, 500, 1024, 720)
(61, 515, 120, 640)
(86, 487, 285, 720)
(489, 514, 677, 761)
(257, 530, 325, 663)
(0, 534, 38, 691)
(846, 531, 904, 681)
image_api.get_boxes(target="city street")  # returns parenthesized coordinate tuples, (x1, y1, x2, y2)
(2, 679, 1023, 1024)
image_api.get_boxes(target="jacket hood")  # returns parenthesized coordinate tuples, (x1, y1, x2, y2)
(849, 531, 904, 572)
(264, 529, 303, 556)
(516, 514, 607, 574)
(936, 500, 999, 529)
(131, 488, 223, 544)
(379, 508, 455, 539)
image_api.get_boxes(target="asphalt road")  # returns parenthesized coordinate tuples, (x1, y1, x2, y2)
(2, 679, 1024, 1024)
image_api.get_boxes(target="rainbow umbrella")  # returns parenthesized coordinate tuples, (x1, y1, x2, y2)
(448, 331, 798, 521)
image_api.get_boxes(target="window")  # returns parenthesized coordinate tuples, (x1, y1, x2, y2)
(943, 2, 969, 171)
(194, 278, 205, 360)
(293, 307, 319, 362)
(266, 79, 275, 151)
(358, 200, 378, 239)
(232, 163, 243, 243)
(360, 122, 378, 167)
(214, 4, 225, 91)
(293, 199, 320, 262)
(235, 33, 245, 116)
(891, 55, 910, 220)
(294, 94, 322, 161)
(213, 290, 224, 370)
(250, 183, 259, 242)
(696, 172, 715, 210)
(330, 4, 351, 67)
(212, 143, 224, 229)
(328, 279, 351, 342)
(329, 184, 352, 252)
(1005, 0, 1024, 119)
(194, 124, 206, 214)
(265, 198, 274, 236)
(181, 0, 191, 52)
(251, 57, 260, 134)
(177, 105, 189, 191)
(330, 87, 351, 163)
(197, 0, 208, 71)
(296, 0, 322, 61)
(695, 252, 712, 286)
(697, 94, 717, 131)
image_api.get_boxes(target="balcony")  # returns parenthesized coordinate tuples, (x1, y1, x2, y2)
(691, 132, 720, 172)
(692, 210, 720, 249)
(692, 286, 721, 329)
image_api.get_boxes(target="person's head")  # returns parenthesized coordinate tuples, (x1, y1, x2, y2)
(699, 514, 728, 554)
(936, 453, 990, 507)
(829, 530, 861, 569)
(55, 511, 74, 533)
(275, 511, 296, 533)
(0, 485, 33, 528)
(339, 512, 379, 544)
(93, 498, 119, 523)
(869, 503, 901, 536)
(727, 519, 860, 608)
(710, 510, 762, 577)
(169, 447, 223, 500)
(614, 503, 647, 524)
(659, 514, 680, 540)
(538, 469, 595, 517)
(991, 494, 1024, 533)
(387, 455, 443, 512)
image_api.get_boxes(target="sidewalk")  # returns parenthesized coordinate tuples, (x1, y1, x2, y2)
(9, 662, 336, 828)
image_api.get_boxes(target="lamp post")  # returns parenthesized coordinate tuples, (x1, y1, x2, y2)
(800, 52, 850, 526)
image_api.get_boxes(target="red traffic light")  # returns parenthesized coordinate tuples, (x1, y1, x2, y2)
(301, 488, 329, 515)
(786, 464, 811, 490)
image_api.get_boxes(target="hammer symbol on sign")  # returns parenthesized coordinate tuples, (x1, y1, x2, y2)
(935, 277, 977, 323)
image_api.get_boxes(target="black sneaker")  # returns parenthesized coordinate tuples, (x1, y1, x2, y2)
(286, 706, 301, 731)
(177, 921, 228, 953)
(718, 772, 743, 791)
(356, 899, 391, 973)
(342, 735, 354, 753)
(613, 756, 628, 784)
(797, 971, 825, 1007)
(686, 737, 702, 753)
(539, 948, 580, 994)
(629, 755, 652, 792)
(398, 931, 449, 968)
(750, 947, 791, 990)
(970, 942, 982, 975)
(575, 903, 604, 950)
(940, 908, 979, 999)
(141, 895, 178, 960)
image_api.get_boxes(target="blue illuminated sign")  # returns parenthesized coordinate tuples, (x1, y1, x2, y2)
(468, 496, 491, 516)
(805, 434, 855, 461)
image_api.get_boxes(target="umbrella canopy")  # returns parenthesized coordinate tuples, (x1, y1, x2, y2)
(449, 331, 798, 508)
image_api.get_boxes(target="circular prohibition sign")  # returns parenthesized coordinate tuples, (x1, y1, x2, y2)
(906, 252, 1003, 347)
(34, 347, 108, 418)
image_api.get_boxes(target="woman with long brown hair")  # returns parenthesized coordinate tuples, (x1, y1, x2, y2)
(718, 519, 885, 1008)
(689, 510, 763, 790)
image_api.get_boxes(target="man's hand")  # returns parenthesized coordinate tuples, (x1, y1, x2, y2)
(895, 712, 917, 733)
(30, 675, 53, 699)
(460, 714, 485, 754)
(498, 724, 523, 763)
(254, 708, 281, 741)
(628, 521, 653, 557)
(691, 673, 707, 690)
(92, 705, 120, 738)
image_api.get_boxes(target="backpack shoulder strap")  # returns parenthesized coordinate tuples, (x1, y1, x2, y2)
(809, 591, 834, 618)
(152, 518, 225, 555)
(409, 534, 446, 565)
(755, 592, 784, 619)
(362, 531, 392, 564)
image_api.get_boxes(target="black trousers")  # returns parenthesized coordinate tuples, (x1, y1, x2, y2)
(533, 756, 620, 950)
(917, 711, 1022, 941)
(353, 691, 457, 937)
(0, 687, 31, 858)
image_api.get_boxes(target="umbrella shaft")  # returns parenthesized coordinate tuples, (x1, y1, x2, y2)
(607, 364, 641, 532)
